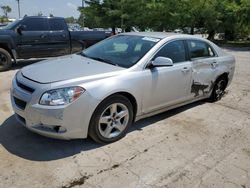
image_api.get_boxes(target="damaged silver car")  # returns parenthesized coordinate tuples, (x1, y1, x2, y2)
(11, 32, 235, 143)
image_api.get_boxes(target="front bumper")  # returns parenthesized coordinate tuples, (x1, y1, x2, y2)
(11, 72, 99, 140)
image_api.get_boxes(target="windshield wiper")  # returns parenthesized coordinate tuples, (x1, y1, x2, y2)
(81, 52, 119, 67)
(91, 57, 118, 66)
(80, 52, 88, 58)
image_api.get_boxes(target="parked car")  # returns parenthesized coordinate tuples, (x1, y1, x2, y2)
(11, 32, 235, 143)
(0, 16, 112, 71)
(174, 29, 183, 33)
(67, 23, 82, 31)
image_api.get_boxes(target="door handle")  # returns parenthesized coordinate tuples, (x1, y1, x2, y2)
(211, 61, 217, 68)
(61, 34, 66, 38)
(40, 34, 47, 39)
(182, 67, 190, 73)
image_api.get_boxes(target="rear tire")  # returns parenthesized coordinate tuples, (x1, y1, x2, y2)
(209, 77, 227, 102)
(0, 48, 12, 71)
(88, 95, 133, 144)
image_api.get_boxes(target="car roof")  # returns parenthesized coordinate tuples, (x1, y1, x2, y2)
(121, 32, 204, 40)
(23, 16, 64, 20)
(122, 32, 183, 39)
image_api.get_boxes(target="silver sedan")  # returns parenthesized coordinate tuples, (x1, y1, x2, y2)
(11, 32, 235, 143)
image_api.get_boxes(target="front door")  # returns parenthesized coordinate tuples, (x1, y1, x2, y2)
(16, 17, 51, 58)
(142, 40, 192, 114)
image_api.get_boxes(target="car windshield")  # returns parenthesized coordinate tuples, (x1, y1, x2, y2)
(81, 35, 160, 68)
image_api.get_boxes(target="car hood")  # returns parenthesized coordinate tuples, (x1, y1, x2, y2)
(0, 29, 13, 34)
(21, 54, 125, 84)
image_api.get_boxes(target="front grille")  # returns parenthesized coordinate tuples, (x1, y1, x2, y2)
(14, 97, 27, 110)
(16, 79, 35, 93)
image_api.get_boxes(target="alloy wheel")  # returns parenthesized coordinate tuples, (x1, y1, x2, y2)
(215, 80, 226, 100)
(98, 103, 129, 139)
(0, 53, 7, 69)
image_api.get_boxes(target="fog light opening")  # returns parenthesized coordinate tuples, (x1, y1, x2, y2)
(54, 126, 60, 132)
(53, 126, 66, 133)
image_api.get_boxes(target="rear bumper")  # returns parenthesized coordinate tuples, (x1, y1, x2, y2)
(227, 65, 235, 87)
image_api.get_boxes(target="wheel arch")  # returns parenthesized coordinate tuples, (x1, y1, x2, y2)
(209, 72, 229, 102)
(87, 91, 138, 143)
(93, 91, 138, 123)
(114, 92, 138, 122)
(0, 43, 13, 58)
(215, 72, 229, 87)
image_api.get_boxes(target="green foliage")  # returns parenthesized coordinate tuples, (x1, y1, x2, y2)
(0, 16, 8, 23)
(1, 5, 12, 18)
(78, 0, 249, 39)
(65, 16, 77, 24)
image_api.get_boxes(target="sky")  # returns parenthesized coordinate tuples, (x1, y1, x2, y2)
(0, 0, 82, 19)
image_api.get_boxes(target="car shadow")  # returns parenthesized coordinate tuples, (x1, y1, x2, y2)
(0, 115, 101, 161)
(0, 101, 205, 162)
(131, 101, 205, 132)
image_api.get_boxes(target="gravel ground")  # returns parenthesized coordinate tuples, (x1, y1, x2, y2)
(0, 48, 249, 188)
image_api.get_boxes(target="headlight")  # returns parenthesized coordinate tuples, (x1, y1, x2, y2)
(40, 86, 85, 106)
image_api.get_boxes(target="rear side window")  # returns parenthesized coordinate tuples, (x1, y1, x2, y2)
(22, 18, 49, 31)
(187, 40, 215, 59)
(153, 40, 186, 63)
(48, 19, 66, 31)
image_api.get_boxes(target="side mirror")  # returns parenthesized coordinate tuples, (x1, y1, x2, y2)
(149, 57, 173, 68)
(16, 25, 26, 35)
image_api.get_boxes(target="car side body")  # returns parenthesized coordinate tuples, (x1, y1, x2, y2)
(10, 32, 235, 141)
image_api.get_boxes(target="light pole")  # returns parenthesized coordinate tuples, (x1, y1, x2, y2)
(82, 0, 85, 28)
(16, 0, 21, 18)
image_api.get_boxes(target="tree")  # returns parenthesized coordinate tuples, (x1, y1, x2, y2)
(0, 16, 8, 23)
(78, 0, 103, 28)
(65, 16, 77, 24)
(234, 0, 250, 39)
(78, 0, 250, 40)
(1, 5, 12, 18)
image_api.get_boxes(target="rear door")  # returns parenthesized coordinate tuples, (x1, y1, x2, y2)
(142, 40, 193, 113)
(47, 18, 70, 56)
(17, 17, 51, 58)
(186, 39, 219, 98)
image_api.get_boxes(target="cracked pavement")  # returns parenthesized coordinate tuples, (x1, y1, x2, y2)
(0, 48, 250, 188)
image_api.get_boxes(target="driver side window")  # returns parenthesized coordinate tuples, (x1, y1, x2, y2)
(153, 40, 187, 63)
(21, 18, 49, 31)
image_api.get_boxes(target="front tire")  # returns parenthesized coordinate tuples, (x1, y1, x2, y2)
(88, 95, 134, 144)
(209, 77, 227, 102)
(0, 48, 12, 72)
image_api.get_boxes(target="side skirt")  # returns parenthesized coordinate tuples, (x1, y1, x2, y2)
(135, 96, 208, 122)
